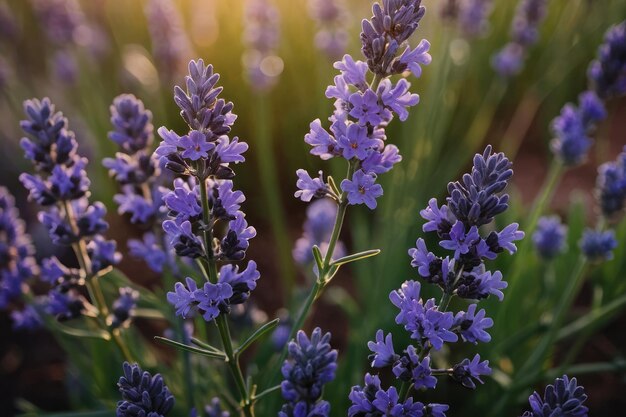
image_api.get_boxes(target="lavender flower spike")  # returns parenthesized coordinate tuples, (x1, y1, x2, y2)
(117, 362, 175, 417)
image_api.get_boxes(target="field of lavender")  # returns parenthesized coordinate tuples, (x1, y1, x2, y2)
(1, 0, 625, 416)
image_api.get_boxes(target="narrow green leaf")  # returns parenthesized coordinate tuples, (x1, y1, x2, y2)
(330, 249, 381, 267)
(236, 318, 280, 356)
(557, 293, 626, 340)
(56, 323, 110, 340)
(190, 337, 224, 354)
(252, 384, 281, 401)
(133, 308, 166, 320)
(312, 245, 324, 272)
(154, 336, 226, 360)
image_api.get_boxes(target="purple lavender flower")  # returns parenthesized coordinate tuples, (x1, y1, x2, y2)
(108, 94, 154, 154)
(588, 22, 626, 99)
(521, 375, 589, 417)
(348, 373, 448, 417)
(0, 187, 37, 309)
(218, 261, 260, 305)
(596, 147, 626, 219)
(447, 145, 512, 227)
(193, 398, 230, 417)
(164, 178, 202, 222)
(390, 280, 458, 350)
(167, 277, 200, 319)
(451, 354, 491, 389)
(295, 170, 329, 202)
(163, 220, 204, 258)
(11, 305, 43, 331)
(392, 346, 437, 390)
(117, 362, 175, 417)
(110, 287, 139, 329)
(20, 97, 121, 323)
(454, 303, 493, 344)
(491, 0, 548, 77)
(338, 123, 380, 160)
(128, 233, 168, 273)
(195, 282, 233, 321)
(341, 170, 383, 209)
(280, 328, 337, 416)
(440, 221, 480, 259)
(579, 229, 617, 262)
(367, 330, 398, 368)
(533, 216, 568, 260)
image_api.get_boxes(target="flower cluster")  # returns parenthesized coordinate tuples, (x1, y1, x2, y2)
(492, 0, 548, 77)
(297, 0, 431, 210)
(191, 398, 230, 417)
(0, 187, 40, 330)
(588, 21, 626, 100)
(551, 22, 626, 167)
(242, 0, 283, 91)
(293, 199, 346, 266)
(307, 0, 349, 60)
(103, 94, 172, 273)
(117, 362, 175, 417)
(19, 97, 121, 323)
(0, 187, 36, 309)
(350, 146, 522, 416)
(577, 146, 625, 263)
(156, 59, 259, 322)
(280, 328, 337, 417)
(532, 216, 568, 260)
(520, 375, 588, 417)
(595, 146, 626, 221)
(110, 287, 139, 329)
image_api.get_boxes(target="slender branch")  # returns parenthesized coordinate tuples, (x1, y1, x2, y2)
(198, 177, 254, 417)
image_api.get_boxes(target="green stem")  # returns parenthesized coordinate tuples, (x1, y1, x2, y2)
(399, 381, 412, 401)
(254, 94, 296, 298)
(63, 200, 133, 363)
(199, 178, 254, 417)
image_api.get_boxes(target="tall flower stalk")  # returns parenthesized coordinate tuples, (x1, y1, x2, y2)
(154, 59, 279, 417)
(286, 0, 432, 364)
(19, 97, 132, 361)
(348, 146, 523, 417)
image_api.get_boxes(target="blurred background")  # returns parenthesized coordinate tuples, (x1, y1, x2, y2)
(0, 0, 625, 416)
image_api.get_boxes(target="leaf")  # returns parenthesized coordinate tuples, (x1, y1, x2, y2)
(236, 318, 280, 356)
(330, 249, 381, 267)
(190, 337, 224, 354)
(311, 245, 324, 272)
(55, 323, 111, 340)
(154, 336, 226, 360)
(133, 308, 167, 320)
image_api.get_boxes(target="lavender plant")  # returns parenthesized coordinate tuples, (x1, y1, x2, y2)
(492, 0, 549, 77)
(103, 94, 172, 273)
(519, 375, 589, 417)
(18, 97, 132, 360)
(151, 59, 280, 417)
(289, 0, 432, 353)
(347, 146, 523, 416)
(279, 328, 337, 416)
(0, 187, 38, 328)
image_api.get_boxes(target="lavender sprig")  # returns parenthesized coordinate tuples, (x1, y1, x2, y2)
(350, 146, 522, 416)
(154, 59, 278, 417)
(520, 375, 588, 417)
(19, 97, 132, 361)
(492, 0, 549, 77)
(287, 0, 432, 362)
